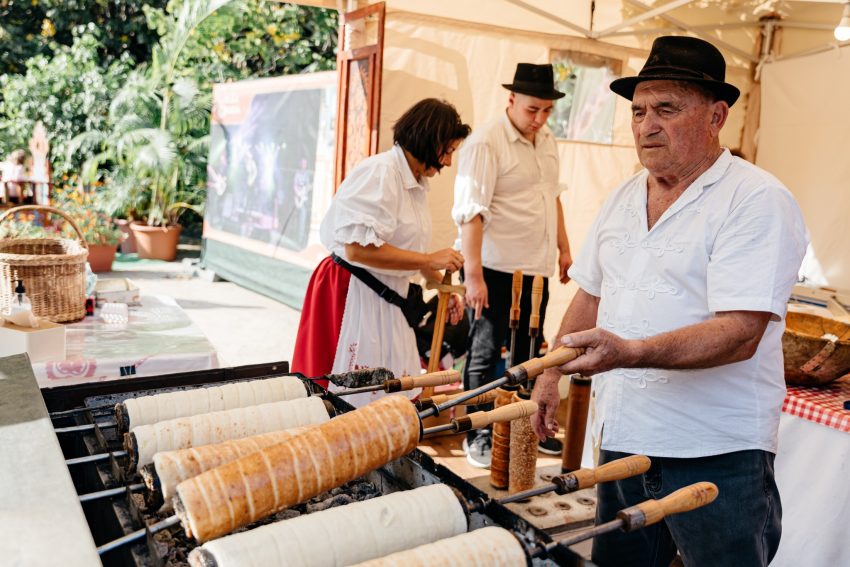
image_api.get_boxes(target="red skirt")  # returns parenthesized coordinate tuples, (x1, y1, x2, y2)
(291, 256, 351, 388)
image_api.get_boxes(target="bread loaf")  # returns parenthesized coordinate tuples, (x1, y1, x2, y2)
(130, 396, 328, 469)
(119, 376, 307, 431)
(151, 426, 311, 511)
(508, 391, 538, 495)
(175, 394, 420, 542)
(349, 526, 527, 567)
(187, 484, 467, 567)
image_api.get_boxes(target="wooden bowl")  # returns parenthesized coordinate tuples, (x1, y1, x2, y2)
(783, 311, 850, 386)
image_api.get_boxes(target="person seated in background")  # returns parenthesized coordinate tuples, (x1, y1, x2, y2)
(1, 149, 30, 204)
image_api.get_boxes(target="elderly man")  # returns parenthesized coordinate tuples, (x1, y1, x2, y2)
(531, 37, 808, 566)
(453, 63, 573, 467)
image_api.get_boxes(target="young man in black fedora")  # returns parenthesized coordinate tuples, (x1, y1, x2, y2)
(452, 63, 573, 467)
(531, 36, 808, 566)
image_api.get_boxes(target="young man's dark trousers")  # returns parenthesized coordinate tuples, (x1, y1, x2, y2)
(461, 267, 550, 415)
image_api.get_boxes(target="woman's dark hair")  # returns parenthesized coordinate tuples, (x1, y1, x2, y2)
(393, 98, 470, 172)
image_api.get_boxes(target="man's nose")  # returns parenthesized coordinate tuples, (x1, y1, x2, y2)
(441, 154, 453, 167)
(638, 112, 661, 135)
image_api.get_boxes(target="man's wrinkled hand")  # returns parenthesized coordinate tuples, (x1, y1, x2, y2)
(556, 328, 639, 375)
(531, 371, 561, 441)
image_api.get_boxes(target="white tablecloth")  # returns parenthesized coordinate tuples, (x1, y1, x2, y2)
(33, 295, 219, 388)
(772, 411, 850, 566)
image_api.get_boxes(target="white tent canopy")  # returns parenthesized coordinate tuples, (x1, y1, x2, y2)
(299, 0, 850, 331)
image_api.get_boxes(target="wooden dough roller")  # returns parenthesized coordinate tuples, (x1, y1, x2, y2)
(350, 526, 527, 567)
(116, 376, 308, 432)
(174, 395, 538, 542)
(127, 396, 330, 470)
(187, 484, 468, 567)
(353, 482, 719, 566)
(143, 426, 312, 512)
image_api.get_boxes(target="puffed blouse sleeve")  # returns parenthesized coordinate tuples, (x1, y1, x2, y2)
(320, 160, 401, 250)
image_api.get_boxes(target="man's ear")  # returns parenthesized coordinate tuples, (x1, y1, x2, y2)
(710, 100, 729, 133)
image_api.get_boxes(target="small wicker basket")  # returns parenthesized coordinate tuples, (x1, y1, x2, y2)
(783, 311, 850, 386)
(0, 205, 88, 323)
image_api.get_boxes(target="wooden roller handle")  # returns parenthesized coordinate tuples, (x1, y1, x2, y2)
(619, 482, 719, 531)
(510, 270, 522, 323)
(398, 369, 460, 390)
(426, 271, 465, 295)
(518, 346, 585, 379)
(467, 400, 538, 430)
(571, 455, 651, 490)
(529, 275, 543, 332)
(429, 389, 499, 406)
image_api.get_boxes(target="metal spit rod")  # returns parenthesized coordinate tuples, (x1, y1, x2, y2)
(54, 421, 117, 434)
(97, 515, 180, 556)
(418, 346, 585, 419)
(535, 482, 719, 555)
(66, 451, 128, 466)
(79, 483, 145, 503)
(49, 403, 115, 417)
(421, 401, 538, 437)
(336, 369, 460, 397)
(494, 455, 651, 507)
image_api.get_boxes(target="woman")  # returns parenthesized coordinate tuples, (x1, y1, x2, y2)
(292, 98, 471, 406)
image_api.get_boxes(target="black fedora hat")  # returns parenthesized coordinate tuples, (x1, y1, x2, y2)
(609, 36, 740, 107)
(502, 63, 565, 100)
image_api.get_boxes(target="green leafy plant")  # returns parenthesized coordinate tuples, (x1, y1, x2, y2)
(0, 29, 133, 180)
(68, 0, 232, 227)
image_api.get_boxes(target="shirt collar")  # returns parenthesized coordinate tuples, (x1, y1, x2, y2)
(697, 148, 733, 189)
(501, 110, 551, 147)
(391, 144, 428, 191)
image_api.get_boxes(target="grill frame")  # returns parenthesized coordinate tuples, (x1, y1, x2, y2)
(43, 362, 589, 567)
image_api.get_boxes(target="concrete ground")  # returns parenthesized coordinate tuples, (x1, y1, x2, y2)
(107, 243, 301, 368)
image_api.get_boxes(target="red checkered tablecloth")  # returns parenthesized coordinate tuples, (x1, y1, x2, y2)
(782, 377, 850, 433)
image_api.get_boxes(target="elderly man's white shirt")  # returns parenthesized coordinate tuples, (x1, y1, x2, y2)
(569, 150, 808, 457)
(452, 113, 563, 276)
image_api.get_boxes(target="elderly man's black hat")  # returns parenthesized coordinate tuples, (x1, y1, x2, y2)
(609, 36, 740, 107)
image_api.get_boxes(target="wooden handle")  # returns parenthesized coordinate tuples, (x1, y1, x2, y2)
(529, 275, 543, 333)
(467, 400, 537, 430)
(571, 455, 651, 489)
(510, 270, 522, 324)
(517, 346, 585, 380)
(619, 482, 719, 530)
(429, 389, 499, 406)
(425, 280, 466, 295)
(398, 369, 460, 390)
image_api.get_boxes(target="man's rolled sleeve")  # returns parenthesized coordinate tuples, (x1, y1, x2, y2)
(452, 142, 497, 229)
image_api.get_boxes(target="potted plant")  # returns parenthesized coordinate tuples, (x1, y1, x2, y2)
(53, 185, 124, 272)
(68, 0, 230, 261)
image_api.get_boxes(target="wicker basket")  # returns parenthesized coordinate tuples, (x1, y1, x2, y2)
(783, 311, 850, 386)
(0, 205, 88, 323)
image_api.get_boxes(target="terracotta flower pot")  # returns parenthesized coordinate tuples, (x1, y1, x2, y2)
(115, 219, 137, 254)
(87, 243, 118, 272)
(130, 222, 183, 261)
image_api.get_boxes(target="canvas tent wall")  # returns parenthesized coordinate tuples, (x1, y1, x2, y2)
(758, 43, 850, 291)
(376, 8, 753, 338)
(289, 0, 848, 330)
